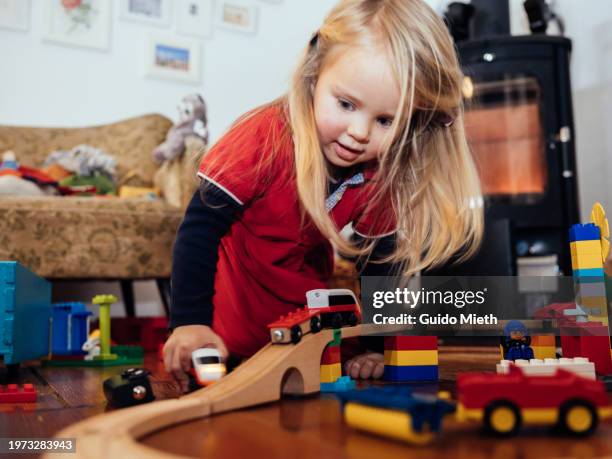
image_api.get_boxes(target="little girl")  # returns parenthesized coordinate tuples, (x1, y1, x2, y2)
(164, 0, 483, 391)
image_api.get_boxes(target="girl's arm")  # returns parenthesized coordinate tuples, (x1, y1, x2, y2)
(165, 183, 240, 392)
(170, 183, 241, 328)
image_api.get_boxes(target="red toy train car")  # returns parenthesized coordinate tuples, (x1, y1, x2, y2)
(456, 364, 611, 436)
(268, 289, 361, 344)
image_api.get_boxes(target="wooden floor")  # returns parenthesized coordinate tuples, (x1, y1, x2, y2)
(3, 347, 612, 459)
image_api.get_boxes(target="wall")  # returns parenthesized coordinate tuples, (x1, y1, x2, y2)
(0, 0, 341, 143)
(554, 0, 612, 221)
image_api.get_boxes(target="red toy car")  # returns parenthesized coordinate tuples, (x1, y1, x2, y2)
(268, 289, 360, 344)
(456, 364, 612, 436)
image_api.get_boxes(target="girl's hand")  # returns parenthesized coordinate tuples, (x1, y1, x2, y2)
(344, 352, 384, 379)
(163, 325, 229, 392)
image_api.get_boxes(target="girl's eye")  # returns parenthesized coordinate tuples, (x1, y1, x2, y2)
(377, 117, 393, 128)
(337, 99, 354, 111)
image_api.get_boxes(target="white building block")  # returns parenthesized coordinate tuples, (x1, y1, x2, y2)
(496, 357, 596, 380)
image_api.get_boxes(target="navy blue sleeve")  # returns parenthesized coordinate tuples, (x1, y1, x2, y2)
(169, 183, 241, 329)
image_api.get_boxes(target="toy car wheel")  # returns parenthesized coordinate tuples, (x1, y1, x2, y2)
(347, 312, 358, 326)
(331, 313, 343, 329)
(290, 325, 303, 344)
(310, 316, 322, 333)
(484, 401, 521, 436)
(559, 400, 598, 436)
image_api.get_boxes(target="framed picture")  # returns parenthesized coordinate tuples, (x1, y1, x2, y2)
(119, 0, 172, 27)
(216, 0, 258, 34)
(177, 0, 213, 38)
(42, 0, 111, 50)
(144, 34, 202, 84)
(0, 0, 30, 32)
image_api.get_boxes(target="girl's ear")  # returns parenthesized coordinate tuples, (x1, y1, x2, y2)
(310, 81, 316, 96)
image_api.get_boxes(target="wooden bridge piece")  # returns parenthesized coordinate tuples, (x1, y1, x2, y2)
(46, 326, 363, 459)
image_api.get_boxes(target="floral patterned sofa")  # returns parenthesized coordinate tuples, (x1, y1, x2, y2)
(0, 114, 196, 314)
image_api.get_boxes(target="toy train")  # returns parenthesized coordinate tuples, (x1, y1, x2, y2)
(268, 289, 361, 344)
(191, 348, 227, 387)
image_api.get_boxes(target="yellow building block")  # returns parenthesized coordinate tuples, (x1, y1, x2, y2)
(384, 350, 439, 366)
(571, 241, 604, 270)
(580, 296, 607, 310)
(320, 363, 341, 383)
(571, 250, 604, 270)
(571, 240, 602, 254)
(587, 315, 609, 325)
(344, 402, 433, 445)
(532, 346, 556, 360)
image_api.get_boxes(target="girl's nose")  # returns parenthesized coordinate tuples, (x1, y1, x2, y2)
(347, 121, 369, 143)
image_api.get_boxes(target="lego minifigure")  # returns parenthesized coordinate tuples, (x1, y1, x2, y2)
(501, 320, 534, 361)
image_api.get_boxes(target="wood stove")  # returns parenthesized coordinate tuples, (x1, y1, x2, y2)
(457, 35, 579, 275)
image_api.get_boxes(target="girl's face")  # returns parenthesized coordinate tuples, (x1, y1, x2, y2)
(313, 45, 400, 169)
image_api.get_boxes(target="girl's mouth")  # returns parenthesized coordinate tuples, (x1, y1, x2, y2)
(333, 142, 363, 161)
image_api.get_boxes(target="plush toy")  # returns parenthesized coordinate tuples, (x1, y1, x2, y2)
(152, 93, 208, 163)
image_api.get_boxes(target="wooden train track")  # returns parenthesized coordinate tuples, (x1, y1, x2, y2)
(45, 326, 363, 459)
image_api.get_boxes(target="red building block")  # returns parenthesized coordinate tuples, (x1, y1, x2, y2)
(0, 384, 37, 403)
(560, 322, 612, 375)
(321, 344, 341, 365)
(384, 336, 438, 351)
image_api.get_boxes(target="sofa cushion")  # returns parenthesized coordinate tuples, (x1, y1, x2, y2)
(0, 114, 172, 185)
(0, 196, 182, 279)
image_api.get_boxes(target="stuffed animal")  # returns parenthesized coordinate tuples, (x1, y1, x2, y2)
(152, 94, 208, 163)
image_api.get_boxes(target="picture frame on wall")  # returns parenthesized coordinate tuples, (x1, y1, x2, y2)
(216, 0, 258, 34)
(0, 0, 30, 32)
(42, 0, 112, 50)
(144, 34, 202, 84)
(178, 0, 213, 38)
(119, 0, 172, 27)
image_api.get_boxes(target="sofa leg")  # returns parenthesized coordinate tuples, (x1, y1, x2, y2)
(120, 280, 136, 317)
(156, 278, 171, 317)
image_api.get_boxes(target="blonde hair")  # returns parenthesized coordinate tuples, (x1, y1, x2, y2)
(286, 0, 484, 275)
(202, 0, 483, 275)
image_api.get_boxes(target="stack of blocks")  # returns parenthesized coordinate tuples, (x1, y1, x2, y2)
(384, 336, 438, 381)
(565, 222, 612, 375)
(570, 223, 608, 324)
(320, 329, 342, 390)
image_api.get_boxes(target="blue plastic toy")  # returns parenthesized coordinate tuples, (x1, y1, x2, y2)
(0, 261, 52, 364)
(335, 386, 456, 433)
(52, 302, 92, 356)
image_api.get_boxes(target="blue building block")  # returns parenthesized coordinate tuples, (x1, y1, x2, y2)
(573, 268, 605, 278)
(384, 365, 438, 382)
(321, 376, 357, 393)
(0, 261, 52, 364)
(569, 224, 600, 242)
(52, 303, 92, 356)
